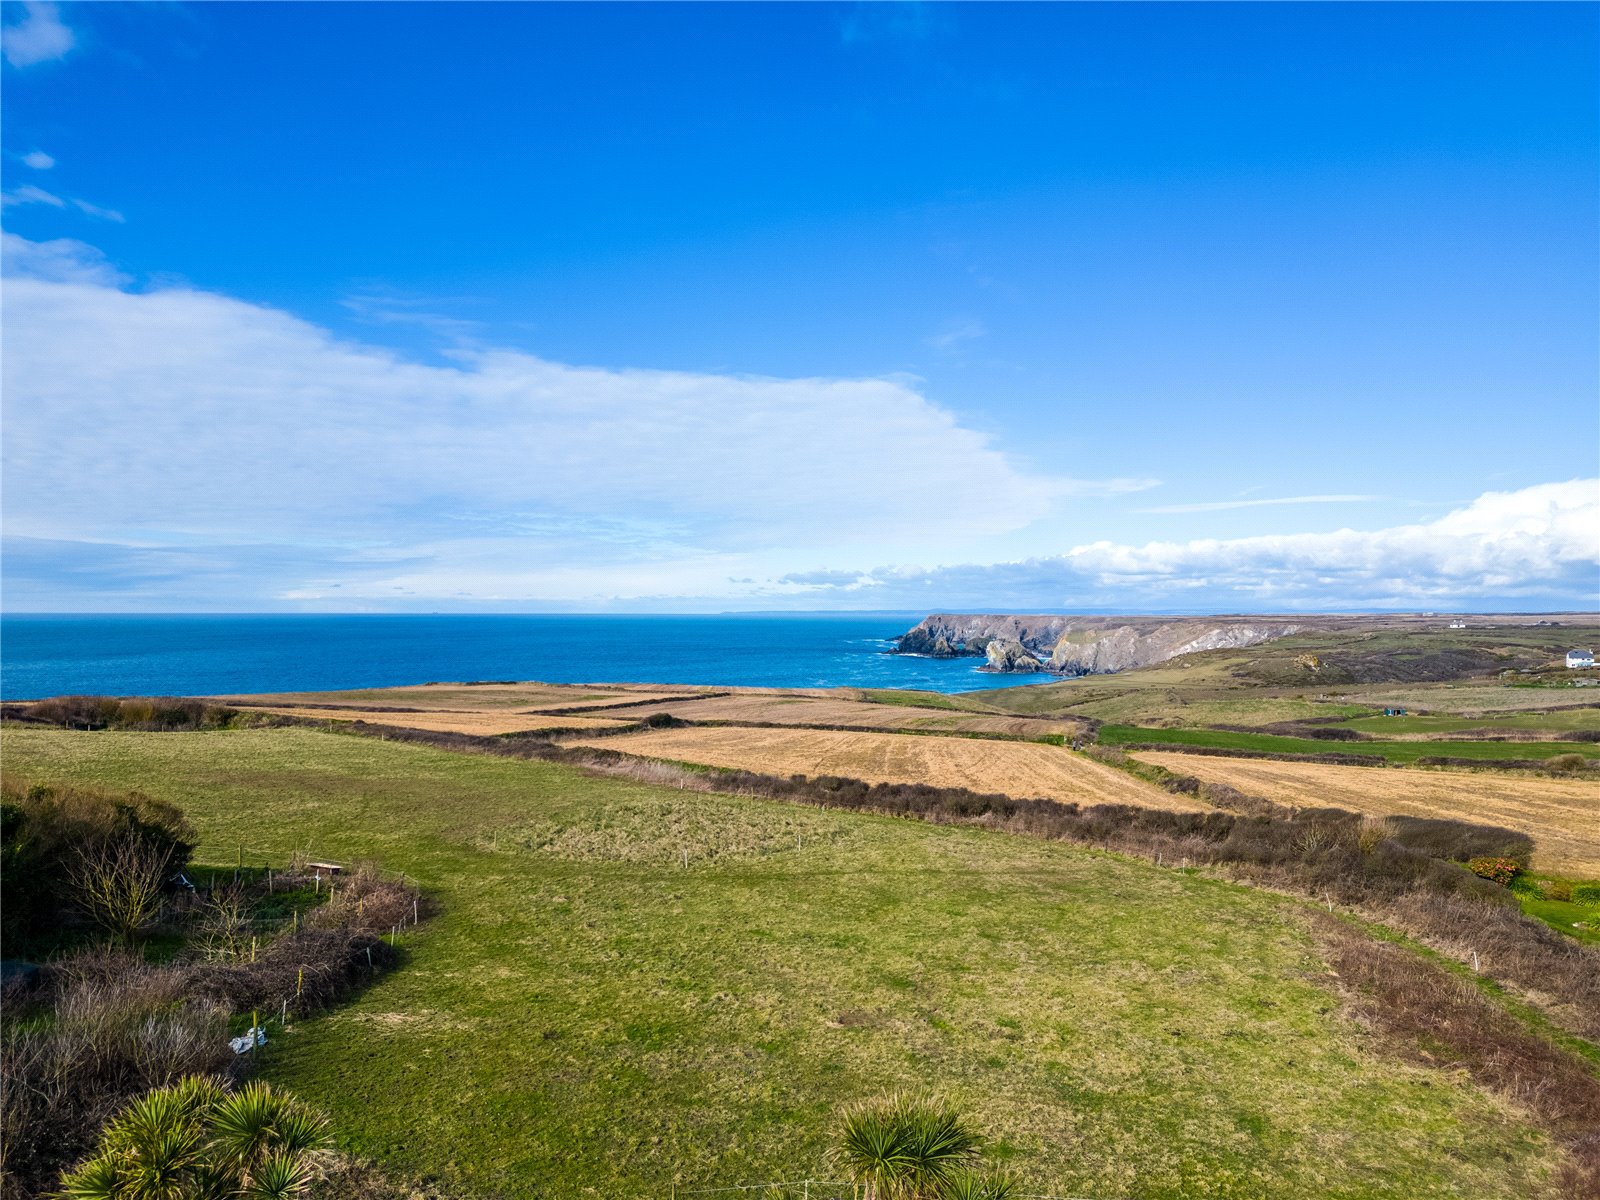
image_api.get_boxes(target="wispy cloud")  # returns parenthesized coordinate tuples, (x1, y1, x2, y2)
(3, 184, 65, 208)
(1138, 494, 1380, 514)
(2, 1, 74, 67)
(839, 1, 949, 46)
(21, 150, 55, 170)
(925, 318, 987, 351)
(70, 198, 124, 223)
(3, 184, 124, 222)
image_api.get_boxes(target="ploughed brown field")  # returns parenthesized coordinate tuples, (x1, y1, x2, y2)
(1133, 751, 1600, 876)
(568, 726, 1198, 811)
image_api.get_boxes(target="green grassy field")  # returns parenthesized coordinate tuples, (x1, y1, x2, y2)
(1, 726, 1570, 1199)
(1334, 709, 1600, 736)
(1096, 724, 1597, 763)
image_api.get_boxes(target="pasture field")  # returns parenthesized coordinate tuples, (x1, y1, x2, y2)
(1343, 685, 1600, 715)
(1097, 724, 1597, 763)
(569, 726, 1192, 810)
(0, 725, 1568, 1199)
(1132, 751, 1600, 877)
(1333, 708, 1600, 736)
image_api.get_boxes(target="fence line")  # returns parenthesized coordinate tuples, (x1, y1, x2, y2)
(671, 1184, 1106, 1200)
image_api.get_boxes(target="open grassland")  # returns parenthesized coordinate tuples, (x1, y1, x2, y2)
(1333, 708, 1600, 736)
(1342, 685, 1600, 714)
(1098, 723, 1596, 763)
(1132, 751, 1600, 877)
(0, 725, 1570, 1199)
(236, 705, 636, 736)
(568, 726, 1193, 811)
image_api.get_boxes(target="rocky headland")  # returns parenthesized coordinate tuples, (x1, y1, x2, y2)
(895, 614, 1304, 675)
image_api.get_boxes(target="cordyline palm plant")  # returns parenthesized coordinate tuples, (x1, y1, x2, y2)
(834, 1094, 984, 1200)
(56, 1076, 329, 1200)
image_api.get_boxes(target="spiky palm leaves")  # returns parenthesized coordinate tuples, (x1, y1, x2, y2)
(835, 1094, 984, 1200)
(57, 1077, 329, 1200)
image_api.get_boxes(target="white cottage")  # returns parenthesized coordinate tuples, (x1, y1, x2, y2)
(1567, 649, 1596, 669)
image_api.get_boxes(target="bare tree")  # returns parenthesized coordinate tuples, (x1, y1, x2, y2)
(66, 838, 172, 946)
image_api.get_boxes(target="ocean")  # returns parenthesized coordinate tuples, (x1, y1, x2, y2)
(0, 614, 1057, 700)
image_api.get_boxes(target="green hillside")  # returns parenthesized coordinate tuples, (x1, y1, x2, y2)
(1, 726, 1567, 1199)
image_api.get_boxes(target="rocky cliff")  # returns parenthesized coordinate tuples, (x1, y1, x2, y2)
(983, 638, 1044, 673)
(894, 614, 1303, 675)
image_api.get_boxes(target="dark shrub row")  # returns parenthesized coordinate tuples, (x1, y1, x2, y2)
(1116, 742, 1391, 767)
(1315, 913, 1600, 1197)
(3, 696, 240, 732)
(525, 691, 731, 716)
(1213, 722, 1370, 741)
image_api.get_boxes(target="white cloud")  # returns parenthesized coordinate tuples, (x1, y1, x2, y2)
(2, 234, 1130, 606)
(1138, 494, 1379, 514)
(1068, 480, 1598, 592)
(813, 480, 1597, 610)
(7, 236, 1587, 612)
(2, 184, 122, 221)
(22, 150, 55, 170)
(0, 232, 128, 286)
(2, 1, 74, 67)
(3, 183, 65, 208)
(70, 198, 124, 223)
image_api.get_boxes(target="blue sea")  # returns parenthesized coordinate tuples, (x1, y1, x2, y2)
(0, 614, 1057, 700)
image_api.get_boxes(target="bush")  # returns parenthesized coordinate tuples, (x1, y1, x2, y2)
(1468, 857, 1521, 886)
(1543, 753, 1592, 775)
(0, 778, 196, 951)
(1573, 884, 1600, 909)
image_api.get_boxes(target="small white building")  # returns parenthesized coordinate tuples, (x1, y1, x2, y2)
(1567, 649, 1596, 669)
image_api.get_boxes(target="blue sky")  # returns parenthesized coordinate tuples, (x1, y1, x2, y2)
(2, 1, 1596, 612)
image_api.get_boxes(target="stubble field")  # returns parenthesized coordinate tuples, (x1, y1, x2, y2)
(1133, 751, 1600, 876)
(571, 726, 1204, 811)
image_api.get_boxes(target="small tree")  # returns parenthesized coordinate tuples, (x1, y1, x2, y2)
(57, 1076, 329, 1200)
(66, 837, 173, 946)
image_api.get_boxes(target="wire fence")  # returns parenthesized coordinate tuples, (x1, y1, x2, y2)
(669, 1184, 1104, 1200)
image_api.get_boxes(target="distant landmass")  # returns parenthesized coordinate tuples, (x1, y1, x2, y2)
(891, 612, 1596, 675)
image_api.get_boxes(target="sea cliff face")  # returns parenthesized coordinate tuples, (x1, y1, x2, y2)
(894, 614, 1302, 675)
(983, 638, 1043, 673)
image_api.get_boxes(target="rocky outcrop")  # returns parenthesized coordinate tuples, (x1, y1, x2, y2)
(983, 639, 1044, 673)
(894, 614, 1303, 676)
(896, 627, 966, 657)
